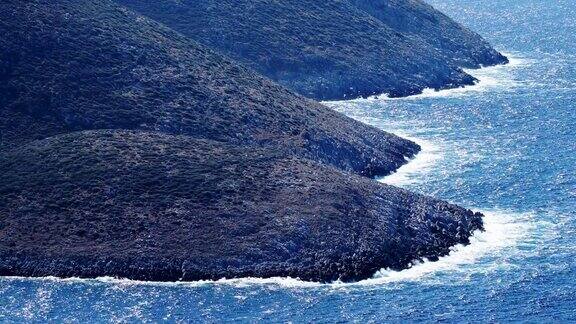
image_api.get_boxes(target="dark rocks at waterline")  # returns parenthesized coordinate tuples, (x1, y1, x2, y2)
(0, 130, 484, 282)
(0, 0, 418, 177)
(116, 0, 506, 100)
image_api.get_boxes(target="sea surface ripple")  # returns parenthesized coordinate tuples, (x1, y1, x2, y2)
(1, 0, 575, 321)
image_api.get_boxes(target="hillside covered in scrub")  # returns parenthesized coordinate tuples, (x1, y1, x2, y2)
(0, 130, 483, 282)
(117, 0, 508, 100)
(0, 0, 487, 282)
(0, 0, 418, 177)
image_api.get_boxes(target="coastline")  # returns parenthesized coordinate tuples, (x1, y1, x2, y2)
(0, 1, 511, 284)
(0, 54, 519, 289)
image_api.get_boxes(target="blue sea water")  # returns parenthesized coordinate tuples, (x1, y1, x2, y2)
(1, 0, 575, 322)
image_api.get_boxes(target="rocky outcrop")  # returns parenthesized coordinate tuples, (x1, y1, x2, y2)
(0, 131, 483, 282)
(0, 0, 418, 177)
(116, 0, 507, 100)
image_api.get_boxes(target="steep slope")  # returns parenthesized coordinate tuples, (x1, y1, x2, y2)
(0, 130, 483, 282)
(0, 0, 418, 177)
(349, 0, 508, 68)
(115, 0, 505, 100)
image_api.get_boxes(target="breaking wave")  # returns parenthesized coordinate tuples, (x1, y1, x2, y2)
(338, 52, 535, 102)
(378, 134, 443, 186)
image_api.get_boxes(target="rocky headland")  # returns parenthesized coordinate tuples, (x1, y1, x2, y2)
(0, 130, 483, 282)
(117, 0, 508, 100)
(0, 0, 498, 282)
(349, 0, 508, 69)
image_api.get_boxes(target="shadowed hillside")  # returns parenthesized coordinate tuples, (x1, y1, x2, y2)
(116, 0, 507, 100)
(0, 130, 483, 282)
(0, 0, 418, 177)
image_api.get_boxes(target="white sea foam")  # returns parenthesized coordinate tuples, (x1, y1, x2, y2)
(330, 52, 534, 103)
(353, 209, 539, 286)
(378, 134, 443, 186)
(0, 273, 323, 289)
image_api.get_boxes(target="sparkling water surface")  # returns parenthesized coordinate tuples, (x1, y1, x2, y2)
(1, 0, 575, 322)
